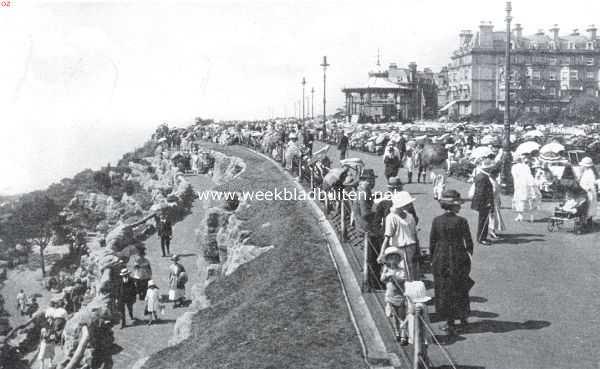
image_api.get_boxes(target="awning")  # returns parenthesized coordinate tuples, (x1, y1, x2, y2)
(439, 100, 458, 112)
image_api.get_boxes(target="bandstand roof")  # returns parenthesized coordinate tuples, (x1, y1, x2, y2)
(343, 75, 413, 92)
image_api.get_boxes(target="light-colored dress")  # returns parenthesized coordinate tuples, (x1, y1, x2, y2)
(168, 263, 185, 301)
(579, 168, 597, 218)
(511, 163, 541, 212)
(488, 176, 506, 232)
(145, 288, 160, 313)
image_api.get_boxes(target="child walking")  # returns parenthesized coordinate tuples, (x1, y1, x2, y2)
(380, 247, 409, 345)
(144, 280, 160, 325)
(404, 150, 414, 184)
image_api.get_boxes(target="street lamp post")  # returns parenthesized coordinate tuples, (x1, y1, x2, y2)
(302, 77, 306, 123)
(311, 87, 315, 119)
(501, 1, 514, 193)
(321, 56, 330, 140)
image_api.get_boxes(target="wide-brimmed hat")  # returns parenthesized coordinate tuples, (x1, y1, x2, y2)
(479, 158, 496, 171)
(387, 177, 404, 190)
(359, 169, 378, 179)
(404, 280, 431, 303)
(288, 133, 297, 140)
(119, 268, 130, 276)
(439, 189, 463, 206)
(579, 157, 594, 167)
(383, 246, 403, 262)
(171, 254, 180, 261)
(391, 191, 415, 209)
(148, 280, 158, 289)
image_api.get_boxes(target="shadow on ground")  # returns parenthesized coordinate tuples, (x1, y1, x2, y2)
(496, 233, 545, 245)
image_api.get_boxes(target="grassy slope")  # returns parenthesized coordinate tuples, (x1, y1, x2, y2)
(143, 144, 364, 369)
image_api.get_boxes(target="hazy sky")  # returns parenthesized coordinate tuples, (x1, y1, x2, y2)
(1, 0, 599, 194)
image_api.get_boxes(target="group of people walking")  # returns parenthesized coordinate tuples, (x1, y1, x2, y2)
(116, 217, 188, 329)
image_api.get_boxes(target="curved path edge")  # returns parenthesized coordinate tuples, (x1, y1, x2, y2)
(242, 147, 402, 369)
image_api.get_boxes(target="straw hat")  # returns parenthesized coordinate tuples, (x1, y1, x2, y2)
(391, 191, 415, 209)
(171, 254, 180, 262)
(579, 157, 594, 167)
(148, 280, 158, 289)
(387, 177, 404, 190)
(119, 268, 130, 277)
(438, 189, 463, 206)
(404, 280, 431, 303)
(382, 247, 403, 262)
(479, 158, 496, 171)
(359, 169, 378, 179)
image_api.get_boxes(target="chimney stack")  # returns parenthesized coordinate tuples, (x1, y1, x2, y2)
(408, 62, 417, 83)
(587, 25, 597, 40)
(549, 24, 560, 41)
(459, 30, 473, 47)
(514, 23, 523, 38)
(478, 21, 494, 48)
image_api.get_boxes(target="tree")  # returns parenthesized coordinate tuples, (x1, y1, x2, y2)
(565, 95, 600, 123)
(2, 194, 60, 276)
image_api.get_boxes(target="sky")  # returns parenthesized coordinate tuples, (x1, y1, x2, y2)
(1, 0, 600, 194)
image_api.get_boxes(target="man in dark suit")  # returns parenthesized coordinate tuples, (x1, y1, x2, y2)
(157, 213, 173, 257)
(470, 159, 495, 245)
(338, 132, 349, 160)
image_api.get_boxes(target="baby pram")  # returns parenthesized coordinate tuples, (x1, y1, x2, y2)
(547, 198, 588, 233)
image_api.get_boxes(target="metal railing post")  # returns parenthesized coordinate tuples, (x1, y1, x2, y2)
(414, 304, 425, 369)
(340, 197, 346, 241)
(298, 157, 302, 178)
(363, 232, 369, 293)
(310, 170, 314, 189)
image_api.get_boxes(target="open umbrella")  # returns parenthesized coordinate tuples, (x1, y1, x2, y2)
(515, 141, 541, 156)
(480, 135, 499, 145)
(470, 146, 494, 160)
(523, 130, 544, 138)
(540, 142, 565, 154)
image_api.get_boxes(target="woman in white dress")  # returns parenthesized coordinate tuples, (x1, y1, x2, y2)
(144, 280, 160, 325)
(511, 156, 541, 222)
(578, 157, 597, 227)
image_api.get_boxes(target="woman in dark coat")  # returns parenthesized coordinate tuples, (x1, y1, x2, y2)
(429, 189, 474, 335)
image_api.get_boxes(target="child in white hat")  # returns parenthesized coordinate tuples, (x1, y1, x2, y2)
(144, 280, 160, 325)
(379, 247, 409, 345)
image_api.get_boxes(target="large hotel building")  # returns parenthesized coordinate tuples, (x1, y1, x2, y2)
(440, 23, 600, 118)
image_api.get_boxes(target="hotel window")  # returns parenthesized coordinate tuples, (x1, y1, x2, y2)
(568, 42, 576, 49)
(570, 70, 578, 80)
(532, 71, 541, 80)
(561, 70, 569, 80)
(549, 57, 557, 65)
(587, 42, 595, 50)
(549, 71, 557, 80)
(510, 41, 515, 49)
(587, 71, 595, 80)
(586, 58, 594, 66)
(549, 41, 557, 49)
(549, 87, 557, 96)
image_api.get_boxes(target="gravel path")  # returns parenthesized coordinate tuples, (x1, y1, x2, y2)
(110, 174, 214, 369)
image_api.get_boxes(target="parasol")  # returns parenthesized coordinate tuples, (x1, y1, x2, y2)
(515, 141, 541, 156)
(523, 130, 544, 138)
(470, 146, 494, 160)
(540, 142, 565, 154)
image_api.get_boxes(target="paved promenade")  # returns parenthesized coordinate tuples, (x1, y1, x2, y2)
(314, 142, 600, 369)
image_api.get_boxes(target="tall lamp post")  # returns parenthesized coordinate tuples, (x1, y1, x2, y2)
(321, 56, 330, 140)
(311, 87, 315, 119)
(302, 77, 306, 123)
(501, 1, 514, 193)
